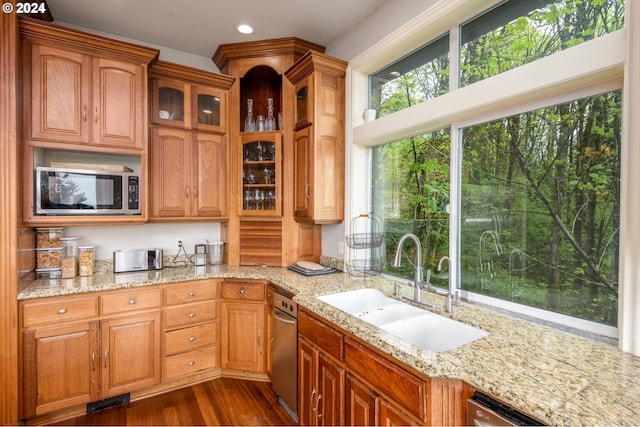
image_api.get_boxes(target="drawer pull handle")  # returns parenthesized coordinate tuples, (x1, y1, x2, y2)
(189, 313, 196, 318)
(188, 361, 196, 366)
(129, 299, 137, 305)
(57, 308, 68, 314)
(189, 336, 196, 342)
(188, 291, 197, 297)
(239, 288, 245, 294)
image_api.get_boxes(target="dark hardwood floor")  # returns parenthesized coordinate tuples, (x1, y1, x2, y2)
(50, 378, 297, 426)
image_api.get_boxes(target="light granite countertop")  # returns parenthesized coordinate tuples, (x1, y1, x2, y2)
(18, 264, 640, 426)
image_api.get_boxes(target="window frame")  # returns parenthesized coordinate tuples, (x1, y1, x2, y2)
(347, 0, 630, 343)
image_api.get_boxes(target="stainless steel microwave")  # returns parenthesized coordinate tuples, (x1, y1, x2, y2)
(35, 166, 141, 215)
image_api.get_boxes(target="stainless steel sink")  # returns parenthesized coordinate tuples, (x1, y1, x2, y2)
(317, 288, 488, 352)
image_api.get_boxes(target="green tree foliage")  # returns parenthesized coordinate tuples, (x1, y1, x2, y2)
(371, 0, 623, 325)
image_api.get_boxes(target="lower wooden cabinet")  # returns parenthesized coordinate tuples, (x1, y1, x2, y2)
(299, 337, 345, 426)
(100, 312, 161, 397)
(298, 309, 470, 427)
(345, 374, 418, 426)
(162, 280, 219, 380)
(220, 280, 266, 373)
(21, 299, 161, 418)
(22, 321, 99, 418)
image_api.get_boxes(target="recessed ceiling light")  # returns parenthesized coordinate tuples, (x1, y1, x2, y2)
(235, 23, 254, 34)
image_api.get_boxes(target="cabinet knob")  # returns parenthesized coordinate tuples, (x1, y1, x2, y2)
(188, 361, 196, 366)
(185, 185, 189, 199)
(129, 299, 137, 305)
(189, 312, 196, 318)
(189, 336, 196, 342)
(83, 105, 87, 122)
(188, 291, 197, 297)
(57, 308, 68, 314)
(94, 106, 98, 123)
(239, 288, 245, 294)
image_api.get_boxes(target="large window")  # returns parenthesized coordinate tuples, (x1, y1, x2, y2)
(366, 0, 625, 332)
(460, 91, 621, 325)
(371, 130, 450, 284)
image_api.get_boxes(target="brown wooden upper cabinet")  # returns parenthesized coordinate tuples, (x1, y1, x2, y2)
(148, 61, 234, 222)
(151, 74, 230, 135)
(285, 51, 347, 224)
(21, 18, 157, 151)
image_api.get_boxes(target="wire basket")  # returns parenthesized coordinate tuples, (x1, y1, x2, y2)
(345, 258, 384, 277)
(345, 214, 384, 249)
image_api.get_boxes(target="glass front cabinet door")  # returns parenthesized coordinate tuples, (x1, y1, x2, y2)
(239, 133, 281, 217)
(152, 79, 227, 134)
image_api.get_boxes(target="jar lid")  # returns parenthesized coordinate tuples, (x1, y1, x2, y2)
(35, 227, 64, 232)
(35, 267, 62, 272)
(36, 247, 62, 251)
(78, 246, 95, 250)
(60, 237, 79, 240)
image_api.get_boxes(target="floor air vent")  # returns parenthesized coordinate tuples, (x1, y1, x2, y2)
(86, 393, 130, 414)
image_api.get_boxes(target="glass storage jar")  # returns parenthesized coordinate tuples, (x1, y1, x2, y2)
(36, 268, 62, 280)
(60, 237, 78, 278)
(36, 247, 62, 269)
(78, 246, 95, 276)
(35, 227, 63, 248)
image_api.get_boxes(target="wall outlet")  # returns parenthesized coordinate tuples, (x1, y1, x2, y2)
(338, 241, 344, 255)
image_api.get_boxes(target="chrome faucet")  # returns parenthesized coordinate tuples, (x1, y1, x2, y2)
(392, 233, 425, 303)
(437, 255, 455, 313)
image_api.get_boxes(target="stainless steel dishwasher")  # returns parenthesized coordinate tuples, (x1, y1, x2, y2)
(467, 392, 541, 426)
(271, 289, 298, 421)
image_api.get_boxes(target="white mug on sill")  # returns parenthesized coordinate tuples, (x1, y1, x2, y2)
(363, 108, 377, 122)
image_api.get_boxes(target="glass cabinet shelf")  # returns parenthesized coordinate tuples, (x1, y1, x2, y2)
(240, 133, 281, 216)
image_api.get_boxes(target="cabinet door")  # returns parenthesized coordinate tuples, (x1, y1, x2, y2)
(100, 312, 161, 397)
(345, 375, 376, 427)
(239, 133, 281, 217)
(193, 86, 227, 134)
(150, 127, 191, 217)
(23, 322, 98, 417)
(193, 132, 226, 217)
(317, 351, 345, 426)
(220, 301, 265, 372)
(152, 78, 190, 128)
(377, 399, 419, 426)
(293, 126, 312, 219)
(29, 44, 91, 144)
(298, 338, 317, 427)
(93, 57, 145, 149)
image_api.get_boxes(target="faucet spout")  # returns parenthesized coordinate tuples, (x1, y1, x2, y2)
(437, 255, 449, 272)
(437, 255, 456, 313)
(392, 233, 424, 303)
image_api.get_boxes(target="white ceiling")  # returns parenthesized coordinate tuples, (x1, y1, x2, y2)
(46, 0, 385, 59)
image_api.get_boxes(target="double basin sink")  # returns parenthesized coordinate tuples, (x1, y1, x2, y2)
(317, 288, 488, 352)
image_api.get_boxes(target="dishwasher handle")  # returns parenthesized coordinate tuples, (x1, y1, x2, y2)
(273, 309, 296, 324)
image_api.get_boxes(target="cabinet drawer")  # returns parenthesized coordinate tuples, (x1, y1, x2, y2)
(101, 288, 162, 315)
(163, 347, 217, 380)
(164, 322, 217, 356)
(344, 337, 427, 422)
(22, 295, 99, 327)
(164, 301, 217, 329)
(221, 281, 264, 301)
(165, 280, 218, 306)
(299, 310, 344, 361)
